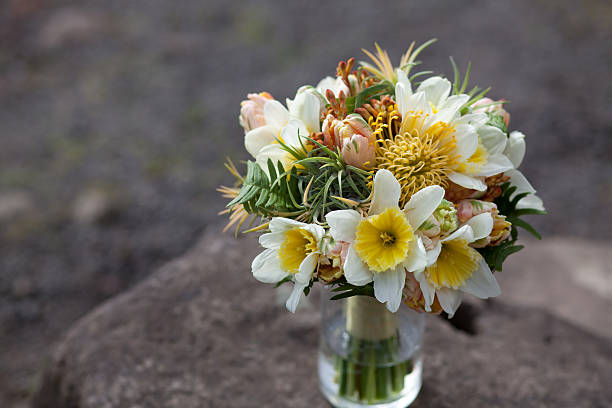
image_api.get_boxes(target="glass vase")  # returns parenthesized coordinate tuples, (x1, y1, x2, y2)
(318, 290, 424, 408)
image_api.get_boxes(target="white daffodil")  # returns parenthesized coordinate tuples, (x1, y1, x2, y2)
(503, 131, 545, 211)
(252, 218, 325, 313)
(414, 213, 501, 317)
(325, 169, 444, 312)
(394, 73, 514, 192)
(244, 90, 321, 172)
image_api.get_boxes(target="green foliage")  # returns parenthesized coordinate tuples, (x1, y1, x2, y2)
(227, 137, 372, 224)
(449, 57, 491, 114)
(329, 280, 375, 300)
(288, 139, 372, 223)
(478, 239, 524, 273)
(399, 38, 438, 75)
(227, 160, 302, 216)
(478, 182, 546, 272)
(346, 82, 395, 113)
(487, 112, 509, 134)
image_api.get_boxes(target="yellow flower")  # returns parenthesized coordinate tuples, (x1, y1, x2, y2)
(252, 218, 325, 312)
(326, 169, 445, 312)
(414, 213, 501, 317)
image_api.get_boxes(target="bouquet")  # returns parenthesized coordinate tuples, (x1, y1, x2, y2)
(219, 40, 545, 406)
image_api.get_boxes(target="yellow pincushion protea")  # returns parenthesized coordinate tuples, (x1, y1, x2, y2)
(326, 169, 445, 312)
(372, 72, 515, 206)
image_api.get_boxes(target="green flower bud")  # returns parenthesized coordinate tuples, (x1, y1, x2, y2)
(433, 199, 458, 234)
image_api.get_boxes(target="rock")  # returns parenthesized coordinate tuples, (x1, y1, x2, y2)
(37, 8, 105, 50)
(0, 191, 34, 222)
(72, 188, 122, 225)
(31, 232, 612, 407)
(497, 237, 612, 340)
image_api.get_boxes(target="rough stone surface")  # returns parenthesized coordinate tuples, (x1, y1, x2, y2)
(32, 232, 612, 407)
(2, 0, 612, 405)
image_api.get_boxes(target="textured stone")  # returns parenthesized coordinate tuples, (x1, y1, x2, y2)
(32, 232, 612, 407)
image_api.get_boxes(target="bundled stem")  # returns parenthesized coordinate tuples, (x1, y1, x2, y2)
(334, 296, 414, 403)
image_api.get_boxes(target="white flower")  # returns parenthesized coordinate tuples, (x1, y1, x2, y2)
(316, 76, 349, 98)
(502, 131, 545, 211)
(394, 73, 515, 192)
(414, 213, 501, 317)
(252, 218, 326, 313)
(244, 90, 321, 172)
(325, 169, 444, 312)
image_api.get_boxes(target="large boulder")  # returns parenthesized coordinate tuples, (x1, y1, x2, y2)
(32, 231, 612, 407)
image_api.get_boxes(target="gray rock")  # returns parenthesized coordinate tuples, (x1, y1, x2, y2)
(37, 8, 105, 50)
(72, 188, 122, 225)
(32, 232, 612, 407)
(0, 191, 34, 222)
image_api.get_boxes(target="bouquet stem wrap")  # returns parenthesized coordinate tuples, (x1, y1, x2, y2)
(335, 296, 413, 403)
(346, 296, 398, 340)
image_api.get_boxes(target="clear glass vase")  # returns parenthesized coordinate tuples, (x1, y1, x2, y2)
(318, 290, 424, 408)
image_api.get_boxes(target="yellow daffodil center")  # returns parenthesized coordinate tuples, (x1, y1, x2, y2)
(426, 239, 480, 289)
(454, 143, 488, 174)
(353, 207, 414, 273)
(278, 228, 318, 275)
(371, 105, 458, 207)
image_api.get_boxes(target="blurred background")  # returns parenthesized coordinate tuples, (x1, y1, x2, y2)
(0, 0, 610, 406)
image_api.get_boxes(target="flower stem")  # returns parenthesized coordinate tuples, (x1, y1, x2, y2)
(333, 296, 410, 403)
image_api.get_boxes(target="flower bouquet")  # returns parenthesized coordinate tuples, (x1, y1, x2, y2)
(219, 40, 545, 407)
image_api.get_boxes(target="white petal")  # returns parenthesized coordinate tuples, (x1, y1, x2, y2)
(441, 224, 474, 243)
(414, 270, 435, 311)
(452, 124, 479, 162)
(396, 68, 412, 94)
(461, 257, 501, 299)
(326, 210, 361, 243)
(373, 266, 406, 313)
(505, 131, 526, 168)
(401, 91, 431, 118)
(516, 193, 545, 211)
(344, 245, 373, 285)
(447, 172, 487, 191)
(286, 282, 306, 313)
(474, 154, 514, 177)
(369, 169, 401, 215)
(259, 231, 285, 249)
(269, 217, 306, 233)
(417, 77, 451, 108)
(465, 213, 494, 241)
(256, 144, 291, 174)
(264, 100, 289, 129)
(403, 238, 427, 272)
(316, 76, 348, 98)
(478, 125, 507, 155)
(436, 288, 463, 318)
(403, 185, 445, 228)
(426, 241, 442, 266)
(252, 248, 287, 283)
(302, 223, 326, 243)
(506, 169, 545, 211)
(245, 125, 278, 157)
(395, 82, 408, 118)
(289, 92, 320, 133)
(454, 112, 488, 128)
(280, 119, 310, 147)
(295, 252, 318, 284)
(435, 94, 469, 123)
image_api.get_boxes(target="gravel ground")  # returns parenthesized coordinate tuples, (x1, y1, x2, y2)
(0, 0, 611, 405)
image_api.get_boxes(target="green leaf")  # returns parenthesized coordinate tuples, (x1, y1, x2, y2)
(354, 83, 394, 111)
(509, 217, 542, 240)
(274, 276, 292, 288)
